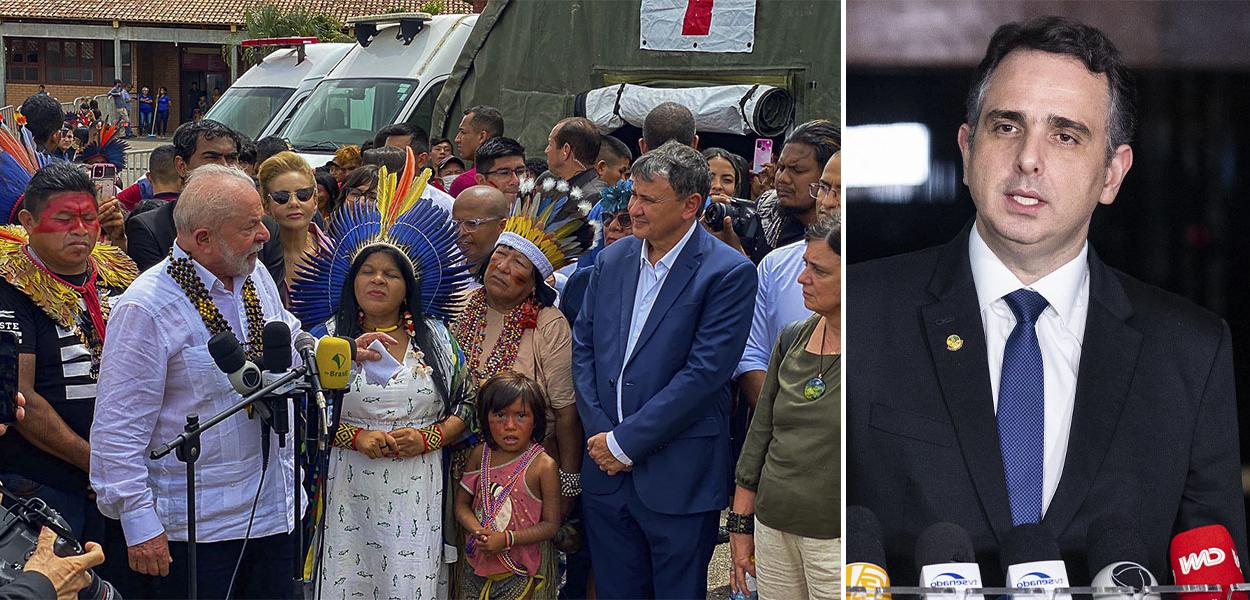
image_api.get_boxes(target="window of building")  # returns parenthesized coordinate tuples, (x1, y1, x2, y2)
(102, 41, 132, 84)
(47, 41, 97, 83)
(4, 39, 41, 83)
(4, 38, 131, 85)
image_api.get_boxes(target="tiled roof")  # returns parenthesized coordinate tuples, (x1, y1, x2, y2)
(0, 0, 476, 27)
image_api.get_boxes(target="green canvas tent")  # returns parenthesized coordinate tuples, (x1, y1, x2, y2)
(432, 0, 839, 155)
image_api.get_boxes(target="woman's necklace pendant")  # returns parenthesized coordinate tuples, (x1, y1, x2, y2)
(803, 375, 826, 400)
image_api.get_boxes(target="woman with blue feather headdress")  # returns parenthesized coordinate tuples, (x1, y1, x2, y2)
(290, 148, 476, 598)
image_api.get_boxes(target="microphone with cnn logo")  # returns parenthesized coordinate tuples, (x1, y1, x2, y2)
(1170, 524, 1245, 600)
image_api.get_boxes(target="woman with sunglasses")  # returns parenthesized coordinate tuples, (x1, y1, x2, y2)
(258, 151, 331, 297)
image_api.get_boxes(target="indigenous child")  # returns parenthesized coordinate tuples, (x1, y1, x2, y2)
(456, 372, 560, 599)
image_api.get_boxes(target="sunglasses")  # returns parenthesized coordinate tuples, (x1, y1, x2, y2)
(602, 211, 631, 229)
(269, 187, 315, 204)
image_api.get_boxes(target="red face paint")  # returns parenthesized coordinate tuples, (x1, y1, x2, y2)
(32, 192, 99, 235)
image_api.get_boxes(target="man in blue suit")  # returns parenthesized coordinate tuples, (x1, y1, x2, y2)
(572, 141, 757, 598)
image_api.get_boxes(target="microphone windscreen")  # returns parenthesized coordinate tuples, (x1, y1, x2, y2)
(1087, 513, 1150, 576)
(1001, 523, 1062, 574)
(208, 331, 245, 374)
(1170, 524, 1243, 592)
(316, 335, 353, 390)
(262, 321, 292, 372)
(916, 522, 977, 568)
(294, 331, 316, 354)
(846, 505, 887, 567)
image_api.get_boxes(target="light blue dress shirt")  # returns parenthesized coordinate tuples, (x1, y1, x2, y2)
(735, 239, 811, 377)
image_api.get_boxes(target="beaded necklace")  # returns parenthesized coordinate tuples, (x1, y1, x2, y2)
(358, 309, 432, 377)
(166, 253, 265, 362)
(470, 441, 544, 575)
(451, 288, 539, 383)
(20, 246, 109, 379)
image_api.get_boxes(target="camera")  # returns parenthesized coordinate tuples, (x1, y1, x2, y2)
(0, 487, 120, 599)
(702, 198, 763, 251)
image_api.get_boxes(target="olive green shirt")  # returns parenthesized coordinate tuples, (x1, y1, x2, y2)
(735, 315, 840, 539)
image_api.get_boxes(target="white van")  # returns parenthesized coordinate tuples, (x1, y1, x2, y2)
(282, 13, 477, 168)
(205, 39, 353, 141)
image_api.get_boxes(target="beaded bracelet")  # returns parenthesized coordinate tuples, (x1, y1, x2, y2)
(725, 511, 754, 534)
(559, 469, 582, 497)
(417, 423, 444, 453)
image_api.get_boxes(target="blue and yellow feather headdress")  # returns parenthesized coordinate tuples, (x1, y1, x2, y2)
(290, 148, 470, 329)
(0, 124, 47, 225)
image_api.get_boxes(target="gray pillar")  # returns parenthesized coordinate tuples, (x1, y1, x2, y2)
(229, 44, 238, 83)
(113, 36, 122, 81)
(0, 27, 7, 108)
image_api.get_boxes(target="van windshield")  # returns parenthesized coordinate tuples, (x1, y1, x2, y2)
(203, 87, 294, 140)
(284, 79, 418, 152)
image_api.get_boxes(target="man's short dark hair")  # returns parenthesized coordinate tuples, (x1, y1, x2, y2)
(464, 105, 505, 138)
(20, 93, 63, 145)
(525, 158, 548, 180)
(598, 135, 632, 164)
(966, 15, 1136, 157)
(362, 146, 407, 175)
(430, 136, 451, 148)
(642, 102, 696, 149)
(149, 144, 179, 181)
(22, 161, 94, 217)
(238, 138, 257, 166)
(554, 117, 601, 165)
(254, 135, 290, 167)
(632, 140, 711, 204)
(171, 119, 242, 163)
(474, 137, 526, 174)
(784, 120, 841, 174)
(374, 123, 431, 154)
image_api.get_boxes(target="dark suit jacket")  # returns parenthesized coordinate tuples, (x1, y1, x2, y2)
(125, 198, 287, 300)
(572, 224, 757, 515)
(847, 226, 1247, 586)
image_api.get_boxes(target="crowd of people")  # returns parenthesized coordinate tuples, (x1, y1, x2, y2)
(0, 88, 841, 600)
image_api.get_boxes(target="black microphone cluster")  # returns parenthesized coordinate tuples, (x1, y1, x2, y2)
(846, 505, 1245, 599)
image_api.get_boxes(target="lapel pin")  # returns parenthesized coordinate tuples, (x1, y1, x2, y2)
(946, 334, 964, 352)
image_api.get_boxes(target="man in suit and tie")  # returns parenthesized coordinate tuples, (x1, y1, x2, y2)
(573, 140, 757, 598)
(125, 120, 285, 293)
(848, 16, 1247, 585)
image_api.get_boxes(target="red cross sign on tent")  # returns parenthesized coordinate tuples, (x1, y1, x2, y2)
(639, 0, 758, 53)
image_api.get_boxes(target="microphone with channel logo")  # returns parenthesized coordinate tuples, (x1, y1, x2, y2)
(1087, 513, 1159, 600)
(1170, 524, 1245, 600)
(1001, 523, 1071, 599)
(847, 506, 891, 598)
(915, 521, 983, 599)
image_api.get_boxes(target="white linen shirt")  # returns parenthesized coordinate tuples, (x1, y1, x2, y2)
(969, 224, 1089, 516)
(607, 220, 699, 466)
(734, 239, 811, 377)
(91, 243, 303, 546)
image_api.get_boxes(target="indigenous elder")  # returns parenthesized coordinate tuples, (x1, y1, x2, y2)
(730, 219, 841, 600)
(0, 161, 137, 543)
(257, 151, 331, 296)
(290, 156, 475, 599)
(91, 164, 303, 598)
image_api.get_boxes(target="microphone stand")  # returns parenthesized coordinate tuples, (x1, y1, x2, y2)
(151, 365, 309, 600)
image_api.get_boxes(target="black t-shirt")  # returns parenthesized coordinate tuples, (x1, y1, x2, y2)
(0, 275, 112, 492)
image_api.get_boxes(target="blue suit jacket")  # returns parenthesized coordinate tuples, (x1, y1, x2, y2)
(572, 224, 757, 515)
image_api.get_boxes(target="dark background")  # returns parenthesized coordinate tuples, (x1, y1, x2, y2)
(848, 0, 1250, 516)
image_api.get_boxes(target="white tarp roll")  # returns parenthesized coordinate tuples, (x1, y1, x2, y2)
(580, 83, 793, 137)
(639, 0, 757, 53)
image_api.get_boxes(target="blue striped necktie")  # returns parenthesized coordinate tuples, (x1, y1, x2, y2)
(998, 288, 1048, 526)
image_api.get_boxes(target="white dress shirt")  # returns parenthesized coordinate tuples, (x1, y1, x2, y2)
(91, 243, 303, 546)
(969, 224, 1089, 516)
(734, 239, 811, 377)
(607, 220, 699, 465)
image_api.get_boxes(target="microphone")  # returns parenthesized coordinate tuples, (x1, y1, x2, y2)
(1170, 524, 1245, 600)
(1001, 523, 1070, 598)
(1087, 513, 1159, 599)
(915, 522, 983, 598)
(846, 506, 891, 597)
(207, 331, 261, 395)
(262, 321, 293, 446)
(315, 335, 354, 390)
